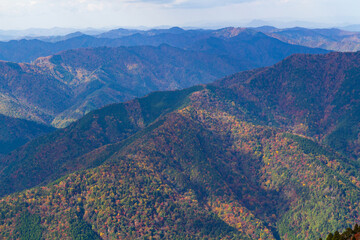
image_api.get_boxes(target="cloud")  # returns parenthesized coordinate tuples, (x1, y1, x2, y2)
(86, 2, 104, 11)
(125, 0, 255, 8)
(1, 0, 359, 30)
(175, 0, 254, 8)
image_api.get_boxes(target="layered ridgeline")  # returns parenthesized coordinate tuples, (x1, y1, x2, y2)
(0, 51, 360, 239)
(256, 26, 360, 52)
(0, 35, 327, 128)
(0, 45, 242, 128)
(0, 27, 328, 63)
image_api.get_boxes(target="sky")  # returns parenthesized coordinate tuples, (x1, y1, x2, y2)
(1, 0, 360, 30)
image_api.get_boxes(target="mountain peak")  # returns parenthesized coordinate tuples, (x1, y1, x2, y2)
(213, 27, 248, 38)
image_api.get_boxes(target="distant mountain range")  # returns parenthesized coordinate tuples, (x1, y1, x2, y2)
(0, 27, 108, 41)
(340, 24, 360, 32)
(0, 30, 327, 129)
(0, 50, 359, 240)
(3, 26, 360, 64)
(255, 26, 360, 51)
(0, 27, 328, 63)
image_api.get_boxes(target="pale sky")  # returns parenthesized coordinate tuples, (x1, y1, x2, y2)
(1, 0, 360, 30)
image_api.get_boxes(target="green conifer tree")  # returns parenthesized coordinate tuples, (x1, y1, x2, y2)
(333, 230, 341, 240)
(326, 233, 334, 240)
(355, 223, 360, 233)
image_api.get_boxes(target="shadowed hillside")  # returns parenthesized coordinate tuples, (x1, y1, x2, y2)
(0, 114, 54, 159)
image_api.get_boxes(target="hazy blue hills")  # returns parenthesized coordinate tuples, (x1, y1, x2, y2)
(0, 32, 327, 128)
(255, 26, 360, 51)
(0, 27, 328, 63)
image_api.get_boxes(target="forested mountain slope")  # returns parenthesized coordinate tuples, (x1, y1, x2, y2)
(0, 45, 246, 127)
(0, 36, 327, 128)
(211, 51, 360, 159)
(0, 114, 54, 159)
(0, 51, 359, 239)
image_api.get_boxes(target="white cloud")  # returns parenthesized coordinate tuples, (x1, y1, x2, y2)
(125, 0, 255, 8)
(86, 2, 104, 11)
(0, 0, 359, 30)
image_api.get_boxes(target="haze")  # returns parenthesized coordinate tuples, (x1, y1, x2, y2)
(1, 0, 360, 30)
